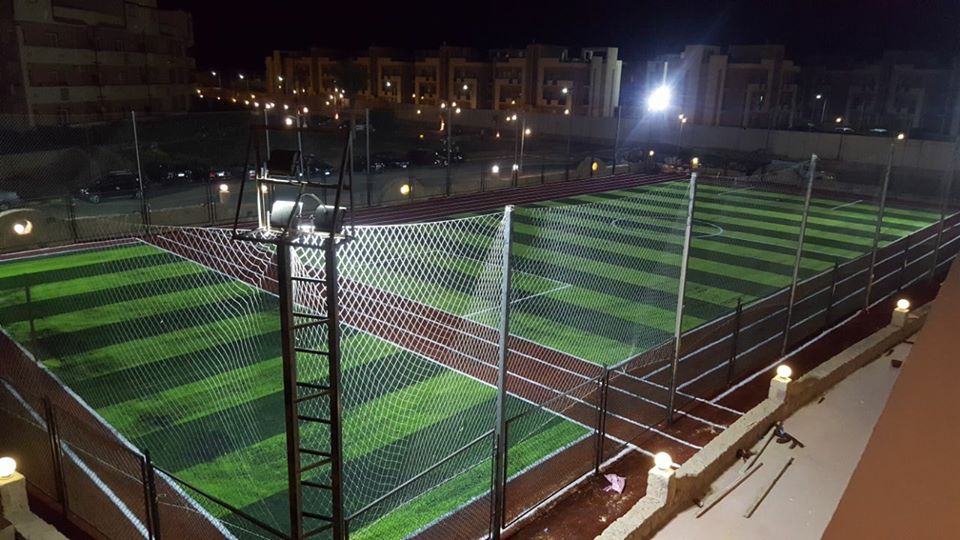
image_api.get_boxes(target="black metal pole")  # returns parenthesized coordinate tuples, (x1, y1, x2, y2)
(898, 237, 910, 291)
(276, 243, 304, 539)
(824, 261, 839, 325)
(42, 398, 67, 517)
(140, 454, 155, 540)
(144, 450, 162, 539)
(25, 284, 35, 346)
(324, 237, 347, 540)
(726, 298, 743, 386)
(491, 206, 515, 539)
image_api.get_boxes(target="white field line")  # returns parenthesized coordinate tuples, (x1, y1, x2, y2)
(463, 282, 573, 319)
(718, 186, 757, 197)
(830, 199, 864, 211)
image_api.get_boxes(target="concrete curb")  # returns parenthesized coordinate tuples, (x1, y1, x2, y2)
(596, 307, 929, 540)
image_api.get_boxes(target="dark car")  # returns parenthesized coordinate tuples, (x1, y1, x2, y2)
(407, 148, 446, 167)
(354, 155, 386, 173)
(151, 164, 197, 184)
(373, 152, 410, 169)
(301, 156, 335, 179)
(76, 172, 145, 203)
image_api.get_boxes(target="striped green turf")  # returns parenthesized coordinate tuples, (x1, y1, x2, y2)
(0, 182, 939, 538)
(0, 242, 586, 539)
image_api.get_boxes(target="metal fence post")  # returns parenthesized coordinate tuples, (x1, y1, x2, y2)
(365, 108, 372, 208)
(898, 237, 910, 291)
(865, 142, 896, 308)
(42, 398, 67, 517)
(929, 172, 953, 282)
(140, 454, 156, 540)
(594, 369, 610, 473)
(131, 110, 149, 229)
(491, 205, 514, 540)
(725, 298, 743, 386)
(65, 196, 79, 242)
(667, 173, 697, 424)
(144, 450, 162, 539)
(824, 261, 840, 325)
(25, 284, 36, 347)
(781, 154, 817, 356)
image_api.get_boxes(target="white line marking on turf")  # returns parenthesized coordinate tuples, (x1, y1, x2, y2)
(718, 186, 756, 197)
(831, 199, 863, 211)
(463, 282, 573, 319)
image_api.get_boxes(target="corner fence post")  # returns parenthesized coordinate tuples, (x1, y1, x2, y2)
(667, 173, 697, 424)
(725, 298, 743, 386)
(42, 398, 67, 517)
(491, 206, 514, 539)
(144, 450, 162, 539)
(782, 154, 817, 356)
(865, 142, 896, 308)
(594, 369, 610, 473)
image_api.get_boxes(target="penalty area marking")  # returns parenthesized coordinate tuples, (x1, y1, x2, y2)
(830, 199, 863, 211)
(610, 216, 725, 239)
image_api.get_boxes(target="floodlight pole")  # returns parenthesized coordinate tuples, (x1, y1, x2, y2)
(666, 173, 697, 425)
(865, 142, 896, 308)
(264, 108, 271, 160)
(446, 107, 453, 197)
(781, 154, 818, 356)
(276, 242, 304, 539)
(491, 205, 514, 539)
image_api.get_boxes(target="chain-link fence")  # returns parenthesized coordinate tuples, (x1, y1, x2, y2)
(1, 128, 958, 540)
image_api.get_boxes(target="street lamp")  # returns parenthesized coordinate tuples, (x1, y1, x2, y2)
(815, 93, 827, 124)
(835, 116, 843, 124)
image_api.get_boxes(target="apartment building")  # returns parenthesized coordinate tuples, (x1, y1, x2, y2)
(0, 0, 195, 126)
(264, 44, 623, 117)
(643, 45, 801, 128)
(801, 52, 960, 137)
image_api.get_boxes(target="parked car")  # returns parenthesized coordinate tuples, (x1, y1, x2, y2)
(0, 190, 24, 211)
(373, 152, 410, 169)
(75, 171, 145, 203)
(301, 156, 335, 179)
(406, 148, 446, 167)
(337, 120, 374, 132)
(353, 155, 386, 173)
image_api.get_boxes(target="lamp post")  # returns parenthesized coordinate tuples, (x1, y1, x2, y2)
(816, 93, 827, 124)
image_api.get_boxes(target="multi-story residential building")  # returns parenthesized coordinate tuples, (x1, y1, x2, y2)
(0, 0, 195, 126)
(264, 44, 623, 117)
(801, 52, 960, 137)
(642, 45, 801, 129)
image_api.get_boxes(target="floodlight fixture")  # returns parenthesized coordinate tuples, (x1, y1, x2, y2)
(647, 85, 672, 112)
(653, 452, 672, 471)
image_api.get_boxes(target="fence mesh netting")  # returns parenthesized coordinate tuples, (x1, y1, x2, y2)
(0, 152, 957, 540)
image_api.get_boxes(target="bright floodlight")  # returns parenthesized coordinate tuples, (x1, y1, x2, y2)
(654, 452, 672, 471)
(285, 117, 294, 126)
(400, 184, 411, 196)
(218, 183, 229, 193)
(238, 73, 245, 79)
(776, 364, 792, 379)
(492, 164, 500, 174)
(648, 150, 655, 157)
(511, 114, 518, 121)
(13, 220, 32, 236)
(896, 298, 911, 311)
(815, 93, 822, 99)
(385, 80, 391, 87)
(562, 87, 569, 95)
(416, 109, 422, 115)
(463, 84, 468, 91)
(647, 85, 672, 112)
(591, 161, 600, 172)
(524, 127, 531, 136)
(0, 457, 15, 478)
(897, 132, 906, 141)
(691, 157, 700, 168)
(564, 108, 570, 115)
(455, 107, 461, 114)
(302, 107, 309, 114)
(835, 116, 843, 123)
(451, 101, 457, 107)
(512, 163, 519, 171)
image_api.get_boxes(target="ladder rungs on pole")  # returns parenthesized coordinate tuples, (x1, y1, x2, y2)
(296, 390, 331, 403)
(298, 414, 332, 425)
(299, 447, 332, 458)
(292, 311, 327, 320)
(293, 320, 327, 330)
(292, 276, 326, 285)
(296, 381, 329, 390)
(294, 347, 331, 356)
(299, 458, 332, 474)
(302, 512, 333, 522)
(302, 480, 333, 490)
(304, 523, 333, 538)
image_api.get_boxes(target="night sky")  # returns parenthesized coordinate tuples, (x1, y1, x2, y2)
(159, 0, 960, 73)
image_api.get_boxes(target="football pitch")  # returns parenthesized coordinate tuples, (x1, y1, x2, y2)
(0, 178, 940, 538)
